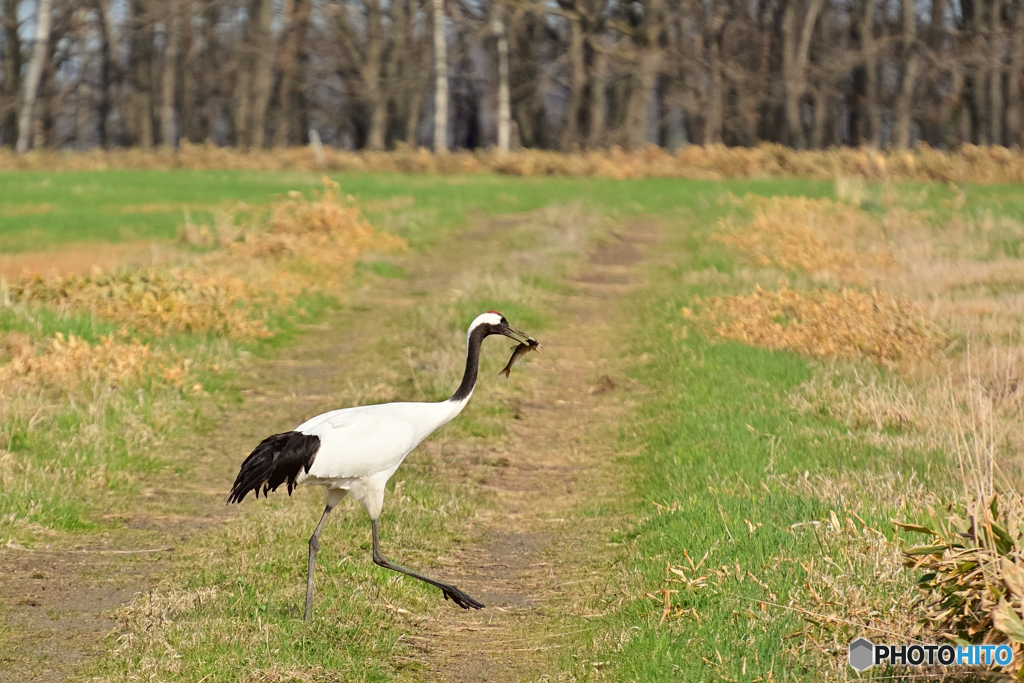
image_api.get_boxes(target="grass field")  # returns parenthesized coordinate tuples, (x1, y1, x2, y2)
(1, 167, 1023, 681)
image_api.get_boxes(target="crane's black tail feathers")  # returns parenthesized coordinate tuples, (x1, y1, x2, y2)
(227, 431, 320, 504)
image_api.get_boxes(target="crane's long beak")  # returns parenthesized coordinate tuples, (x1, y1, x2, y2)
(504, 325, 536, 346)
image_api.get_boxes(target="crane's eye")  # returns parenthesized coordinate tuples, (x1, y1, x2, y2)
(500, 317, 507, 325)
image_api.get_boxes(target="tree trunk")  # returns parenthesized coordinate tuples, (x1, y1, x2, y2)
(561, 15, 585, 150)
(860, 0, 881, 147)
(129, 0, 154, 149)
(940, 67, 966, 144)
(494, 10, 510, 153)
(705, 37, 723, 143)
(432, 0, 448, 151)
(363, 0, 386, 150)
(809, 89, 823, 149)
(16, 0, 52, 154)
(990, 0, 1005, 145)
(275, 0, 311, 146)
(1008, 0, 1024, 146)
(179, 0, 196, 143)
(233, 4, 254, 148)
(624, 0, 663, 150)
(783, 0, 824, 149)
(624, 50, 658, 149)
(199, 3, 219, 143)
(95, 0, 113, 147)
(397, 0, 425, 147)
(160, 0, 180, 147)
(2, 0, 22, 146)
(76, 82, 92, 148)
(250, 0, 274, 148)
(586, 44, 607, 147)
(892, 0, 919, 149)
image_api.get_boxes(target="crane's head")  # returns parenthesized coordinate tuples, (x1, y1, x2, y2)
(468, 311, 536, 345)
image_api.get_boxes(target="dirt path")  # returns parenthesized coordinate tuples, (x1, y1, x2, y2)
(0, 209, 657, 682)
(412, 226, 658, 681)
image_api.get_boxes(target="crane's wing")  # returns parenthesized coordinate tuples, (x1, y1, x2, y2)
(300, 404, 421, 482)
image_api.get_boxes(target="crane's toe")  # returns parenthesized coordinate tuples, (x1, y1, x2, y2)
(442, 585, 485, 610)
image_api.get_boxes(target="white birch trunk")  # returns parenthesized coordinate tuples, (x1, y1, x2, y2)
(432, 0, 447, 152)
(16, 0, 52, 154)
(493, 11, 510, 153)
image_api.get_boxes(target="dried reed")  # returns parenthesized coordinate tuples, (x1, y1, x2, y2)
(7, 142, 1024, 184)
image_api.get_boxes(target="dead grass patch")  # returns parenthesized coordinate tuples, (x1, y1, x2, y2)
(9, 142, 1024, 184)
(6, 178, 404, 341)
(11, 269, 277, 339)
(115, 586, 219, 638)
(0, 332, 166, 396)
(115, 202, 211, 215)
(781, 516, 922, 678)
(2, 203, 52, 217)
(685, 285, 939, 364)
(895, 494, 1024, 676)
(713, 196, 897, 284)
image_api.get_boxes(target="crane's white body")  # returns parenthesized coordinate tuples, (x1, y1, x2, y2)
(295, 397, 468, 518)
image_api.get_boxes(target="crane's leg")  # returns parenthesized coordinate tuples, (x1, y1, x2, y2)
(304, 504, 333, 621)
(371, 518, 484, 610)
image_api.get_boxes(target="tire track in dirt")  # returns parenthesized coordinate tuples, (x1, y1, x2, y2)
(411, 226, 659, 681)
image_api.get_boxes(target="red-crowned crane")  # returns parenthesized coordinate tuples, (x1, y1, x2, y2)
(227, 312, 537, 620)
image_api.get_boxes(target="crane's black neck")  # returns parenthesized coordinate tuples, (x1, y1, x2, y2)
(450, 326, 490, 403)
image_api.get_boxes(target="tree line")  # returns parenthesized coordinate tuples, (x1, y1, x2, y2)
(1, 0, 1022, 153)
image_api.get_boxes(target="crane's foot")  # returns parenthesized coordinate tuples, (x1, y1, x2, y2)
(440, 584, 485, 610)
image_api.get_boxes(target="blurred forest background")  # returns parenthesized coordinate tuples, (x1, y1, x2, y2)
(1, 0, 1023, 154)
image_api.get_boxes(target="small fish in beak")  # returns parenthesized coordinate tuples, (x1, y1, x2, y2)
(500, 340, 541, 378)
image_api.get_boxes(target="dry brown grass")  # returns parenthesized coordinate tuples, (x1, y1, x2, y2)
(5, 178, 403, 342)
(685, 285, 939, 364)
(0, 332, 164, 396)
(781, 516, 923, 679)
(895, 493, 1024, 675)
(713, 196, 897, 284)
(11, 269, 276, 339)
(9, 142, 1024, 183)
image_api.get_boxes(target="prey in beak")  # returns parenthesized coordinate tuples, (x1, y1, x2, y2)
(499, 325, 542, 378)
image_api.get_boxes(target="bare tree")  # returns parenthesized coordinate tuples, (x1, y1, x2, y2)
(16, 0, 52, 153)
(493, 5, 510, 152)
(1008, 0, 1024, 145)
(892, 0, 920, 148)
(782, 0, 824, 148)
(275, 0, 312, 146)
(160, 0, 181, 147)
(433, 0, 448, 151)
(250, 0, 274, 148)
(4, 0, 1024, 152)
(2, 0, 22, 145)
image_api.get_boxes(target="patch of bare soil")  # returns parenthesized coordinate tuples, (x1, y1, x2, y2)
(0, 544, 172, 683)
(0, 241, 183, 280)
(412, 226, 659, 681)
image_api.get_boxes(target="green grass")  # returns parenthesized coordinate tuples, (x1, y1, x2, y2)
(0, 169, 834, 251)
